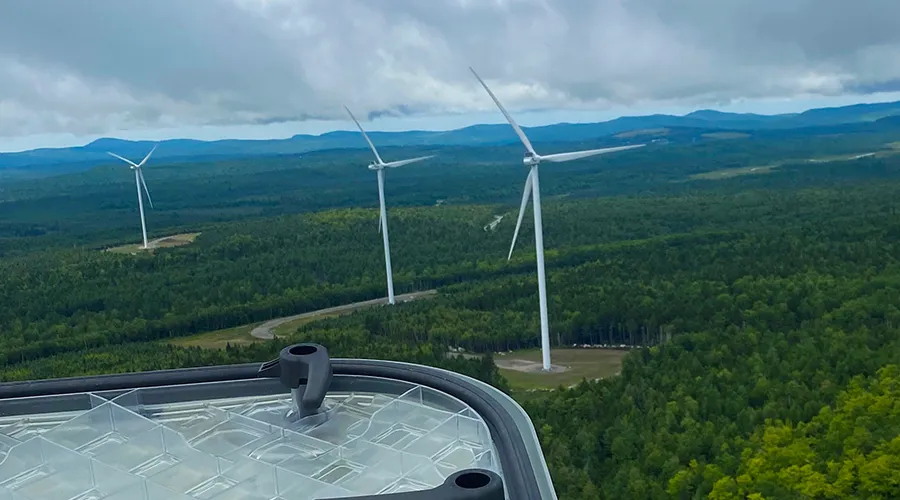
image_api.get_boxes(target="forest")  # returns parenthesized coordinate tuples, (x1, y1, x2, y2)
(1, 128, 900, 498)
(4, 122, 900, 255)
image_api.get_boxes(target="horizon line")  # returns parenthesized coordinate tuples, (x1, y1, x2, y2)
(3, 95, 900, 154)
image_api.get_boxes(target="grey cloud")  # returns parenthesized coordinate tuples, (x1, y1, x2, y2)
(846, 79, 900, 95)
(1, 0, 899, 137)
(0, 1, 307, 102)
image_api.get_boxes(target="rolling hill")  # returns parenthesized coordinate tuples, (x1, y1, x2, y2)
(3, 100, 900, 176)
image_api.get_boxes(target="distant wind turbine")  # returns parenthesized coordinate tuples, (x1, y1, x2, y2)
(107, 145, 157, 249)
(345, 106, 434, 305)
(470, 67, 645, 371)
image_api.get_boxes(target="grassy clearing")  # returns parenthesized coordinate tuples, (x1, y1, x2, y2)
(106, 243, 148, 255)
(153, 232, 201, 248)
(690, 146, 900, 182)
(106, 232, 200, 254)
(690, 164, 779, 180)
(168, 324, 262, 349)
(615, 128, 669, 139)
(496, 348, 628, 390)
(269, 310, 349, 337)
(701, 132, 751, 140)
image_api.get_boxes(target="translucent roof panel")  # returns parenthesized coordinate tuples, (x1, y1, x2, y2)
(0, 381, 499, 499)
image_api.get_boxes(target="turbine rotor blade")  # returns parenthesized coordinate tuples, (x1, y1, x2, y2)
(344, 106, 384, 164)
(381, 155, 434, 168)
(540, 144, 645, 163)
(136, 144, 158, 168)
(107, 152, 139, 168)
(508, 169, 534, 261)
(138, 169, 153, 209)
(378, 210, 382, 233)
(469, 67, 536, 155)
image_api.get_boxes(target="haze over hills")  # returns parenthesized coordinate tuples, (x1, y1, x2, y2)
(3, 100, 900, 175)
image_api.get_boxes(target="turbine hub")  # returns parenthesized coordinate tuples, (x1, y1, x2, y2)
(523, 152, 539, 167)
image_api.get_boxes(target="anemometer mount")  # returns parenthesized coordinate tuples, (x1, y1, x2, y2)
(257, 342, 333, 418)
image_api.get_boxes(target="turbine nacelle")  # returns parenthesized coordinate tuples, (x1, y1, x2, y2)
(523, 152, 539, 167)
(344, 106, 435, 172)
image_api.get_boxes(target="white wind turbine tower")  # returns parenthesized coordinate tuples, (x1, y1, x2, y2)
(470, 67, 645, 371)
(345, 106, 434, 305)
(107, 145, 157, 249)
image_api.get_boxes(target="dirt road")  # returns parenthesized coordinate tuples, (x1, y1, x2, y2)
(250, 289, 438, 340)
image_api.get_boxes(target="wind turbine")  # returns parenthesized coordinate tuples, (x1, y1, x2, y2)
(107, 145, 157, 249)
(345, 106, 434, 305)
(469, 67, 645, 371)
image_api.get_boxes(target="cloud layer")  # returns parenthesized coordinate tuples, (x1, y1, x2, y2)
(1, 0, 900, 137)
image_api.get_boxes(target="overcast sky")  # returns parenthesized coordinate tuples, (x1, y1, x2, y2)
(2, 0, 900, 152)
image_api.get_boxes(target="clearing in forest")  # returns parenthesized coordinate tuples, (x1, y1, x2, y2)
(690, 164, 779, 180)
(615, 128, 669, 138)
(105, 232, 201, 254)
(690, 147, 900, 182)
(494, 348, 628, 390)
(168, 324, 260, 349)
(701, 132, 751, 140)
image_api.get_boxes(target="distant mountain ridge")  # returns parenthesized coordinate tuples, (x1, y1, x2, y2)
(3, 100, 900, 172)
